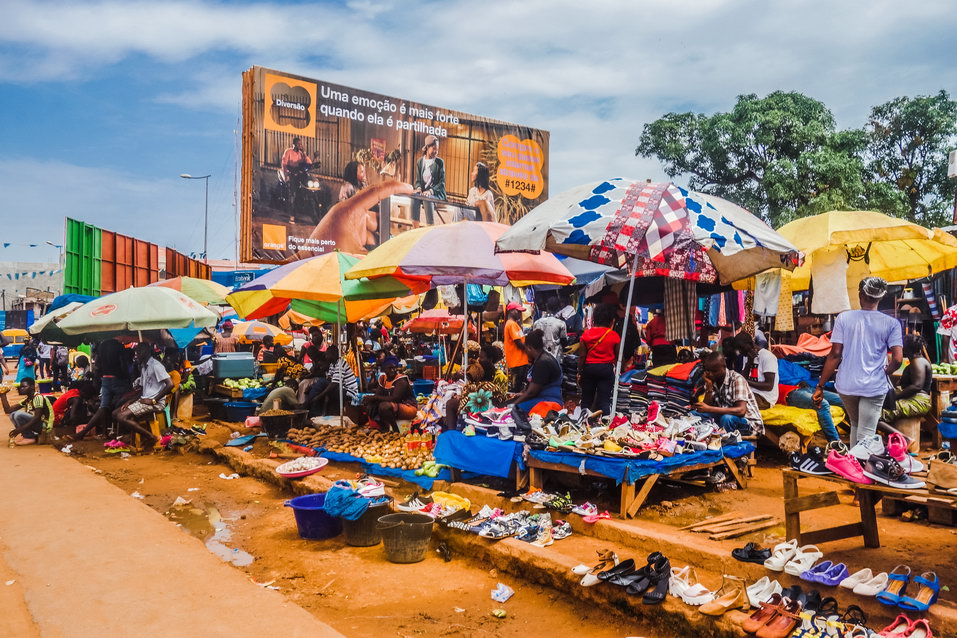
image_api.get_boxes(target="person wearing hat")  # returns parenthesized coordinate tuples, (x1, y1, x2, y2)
(814, 276, 903, 445)
(503, 302, 529, 392)
(410, 134, 446, 228)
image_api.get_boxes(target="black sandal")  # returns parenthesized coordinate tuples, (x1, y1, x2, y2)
(731, 542, 771, 564)
(597, 558, 636, 585)
(641, 556, 672, 604)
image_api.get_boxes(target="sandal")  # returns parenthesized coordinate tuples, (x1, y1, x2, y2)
(876, 565, 912, 606)
(754, 599, 801, 638)
(783, 544, 824, 577)
(898, 571, 940, 612)
(582, 510, 612, 524)
(670, 565, 715, 606)
(733, 541, 772, 564)
(904, 618, 933, 638)
(764, 539, 799, 571)
(572, 549, 618, 575)
(878, 614, 914, 636)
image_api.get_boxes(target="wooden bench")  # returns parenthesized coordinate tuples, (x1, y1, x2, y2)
(783, 469, 957, 548)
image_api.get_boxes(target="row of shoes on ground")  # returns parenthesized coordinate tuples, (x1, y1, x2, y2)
(586, 551, 672, 604)
(509, 488, 613, 521)
(743, 584, 873, 637)
(443, 506, 572, 545)
(790, 435, 925, 489)
(762, 540, 940, 612)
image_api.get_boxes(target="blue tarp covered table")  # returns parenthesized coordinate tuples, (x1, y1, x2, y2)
(433, 431, 525, 479)
(527, 442, 755, 519)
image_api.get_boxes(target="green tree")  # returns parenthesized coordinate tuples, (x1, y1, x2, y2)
(636, 92, 871, 226)
(865, 91, 957, 227)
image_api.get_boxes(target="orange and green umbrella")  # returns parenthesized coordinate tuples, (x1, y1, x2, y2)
(225, 251, 427, 320)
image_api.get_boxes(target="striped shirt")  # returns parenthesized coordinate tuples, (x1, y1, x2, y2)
(329, 359, 359, 401)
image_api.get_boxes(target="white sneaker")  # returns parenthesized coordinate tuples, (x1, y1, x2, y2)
(849, 434, 885, 461)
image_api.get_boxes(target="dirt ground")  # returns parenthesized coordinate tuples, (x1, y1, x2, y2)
(73, 447, 656, 638)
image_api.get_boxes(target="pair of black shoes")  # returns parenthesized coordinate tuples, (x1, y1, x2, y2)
(596, 552, 670, 604)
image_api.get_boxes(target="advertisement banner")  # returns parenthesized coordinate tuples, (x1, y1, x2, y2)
(241, 66, 550, 263)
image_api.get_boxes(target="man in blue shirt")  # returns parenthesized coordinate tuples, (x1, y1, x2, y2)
(814, 277, 903, 444)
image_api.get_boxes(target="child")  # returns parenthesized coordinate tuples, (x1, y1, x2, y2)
(1, 378, 53, 445)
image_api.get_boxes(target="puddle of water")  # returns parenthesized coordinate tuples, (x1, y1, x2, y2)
(165, 502, 254, 567)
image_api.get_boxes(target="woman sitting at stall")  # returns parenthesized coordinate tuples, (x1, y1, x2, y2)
(880, 333, 933, 431)
(444, 344, 508, 430)
(507, 329, 563, 417)
(364, 356, 418, 432)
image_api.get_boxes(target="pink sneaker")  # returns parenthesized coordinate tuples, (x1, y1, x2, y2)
(886, 432, 925, 472)
(825, 443, 873, 484)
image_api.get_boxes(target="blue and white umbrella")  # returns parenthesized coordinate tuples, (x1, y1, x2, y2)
(496, 179, 800, 285)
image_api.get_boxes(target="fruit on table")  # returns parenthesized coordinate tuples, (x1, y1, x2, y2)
(223, 378, 262, 389)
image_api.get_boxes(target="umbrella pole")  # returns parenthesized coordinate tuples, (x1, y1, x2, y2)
(610, 260, 639, 416)
(337, 299, 344, 427)
(462, 280, 469, 379)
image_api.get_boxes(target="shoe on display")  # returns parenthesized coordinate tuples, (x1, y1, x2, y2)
(669, 565, 716, 606)
(840, 567, 874, 590)
(886, 432, 925, 473)
(790, 445, 831, 476)
(764, 539, 799, 572)
(732, 542, 772, 564)
(396, 491, 433, 512)
(863, 454, 926, 489)
(852, 571, 888, 597)
(746, 576, 782, 608)
(571, 501, 598, 517)
(530, 514, 554, 547)
(572, 549, 618, 576)
(551, 519, 572, 540)
(783, 544, 824, 577)
(824, 442, 873, 484)
(849, 434, 885, 461)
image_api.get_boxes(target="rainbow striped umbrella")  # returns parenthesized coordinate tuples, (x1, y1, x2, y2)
(225, 251, 426, 320)
(230, 320, 292, 345)
(344, 222, 574, 286)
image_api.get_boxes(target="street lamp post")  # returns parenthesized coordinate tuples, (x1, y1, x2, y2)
(180, 173, 211, 263)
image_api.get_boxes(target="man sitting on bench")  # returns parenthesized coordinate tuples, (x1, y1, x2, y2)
(113, 343, 172, 450)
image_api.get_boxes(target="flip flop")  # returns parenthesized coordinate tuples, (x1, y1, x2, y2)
(582, 510, 612, 524)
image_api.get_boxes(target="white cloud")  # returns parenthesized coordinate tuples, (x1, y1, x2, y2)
(1, 0, 955, 207)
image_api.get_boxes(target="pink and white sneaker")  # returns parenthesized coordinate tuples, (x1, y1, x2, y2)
(825, 442, 873, 484)
(886, 432, 924, 473)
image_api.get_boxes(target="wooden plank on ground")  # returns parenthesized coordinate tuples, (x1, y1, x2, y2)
(678, 511, 744, 530)
(709, 520, 778, 540)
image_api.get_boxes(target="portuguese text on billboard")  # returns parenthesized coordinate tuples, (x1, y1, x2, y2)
(241, 66, 549, 263)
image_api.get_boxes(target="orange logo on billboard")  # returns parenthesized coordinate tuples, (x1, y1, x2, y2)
(91, 304, 117, 317)
(496, 135, 545, 199)
(264, 73, 317, 135)
(262, 224, 287, 251)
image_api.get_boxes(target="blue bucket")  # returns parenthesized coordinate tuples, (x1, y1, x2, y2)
(284, 493, 342, 540)
(224, 401, 257, 422)
(938, 420, 957, 441)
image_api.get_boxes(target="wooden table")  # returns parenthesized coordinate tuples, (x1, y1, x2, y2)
(527, 454, 748, 519)
(783, 469, 957, 548)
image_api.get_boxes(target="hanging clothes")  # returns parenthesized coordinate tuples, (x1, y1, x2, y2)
(775, 272, 795, 332)
(743, 291, 755, 336)
(810, 247, 850, 314)
(845, 255, 870, 311)
(754, 271, 781, 316)
(663, 278, 697, 341)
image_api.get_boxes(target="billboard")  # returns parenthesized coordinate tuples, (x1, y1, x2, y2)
(241, 66, 549, 263)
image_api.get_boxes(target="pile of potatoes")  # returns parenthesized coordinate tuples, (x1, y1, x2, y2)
(286, 425, 435, 471)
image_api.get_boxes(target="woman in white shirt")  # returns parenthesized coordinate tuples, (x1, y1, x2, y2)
(466, 162, 496, 222)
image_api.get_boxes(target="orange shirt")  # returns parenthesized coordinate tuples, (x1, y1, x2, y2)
(503, 319, 528, 369)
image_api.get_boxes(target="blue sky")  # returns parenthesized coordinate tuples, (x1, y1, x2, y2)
(1, 0, 955, 265)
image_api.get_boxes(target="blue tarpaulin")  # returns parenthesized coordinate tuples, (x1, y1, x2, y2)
(433, 431, 525, 478)
(528, 442, 755, 484)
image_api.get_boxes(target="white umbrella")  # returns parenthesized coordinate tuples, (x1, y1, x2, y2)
(58, 287, 219, 335)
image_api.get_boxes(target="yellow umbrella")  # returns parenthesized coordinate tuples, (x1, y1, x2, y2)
(778, 211, 957, 290)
